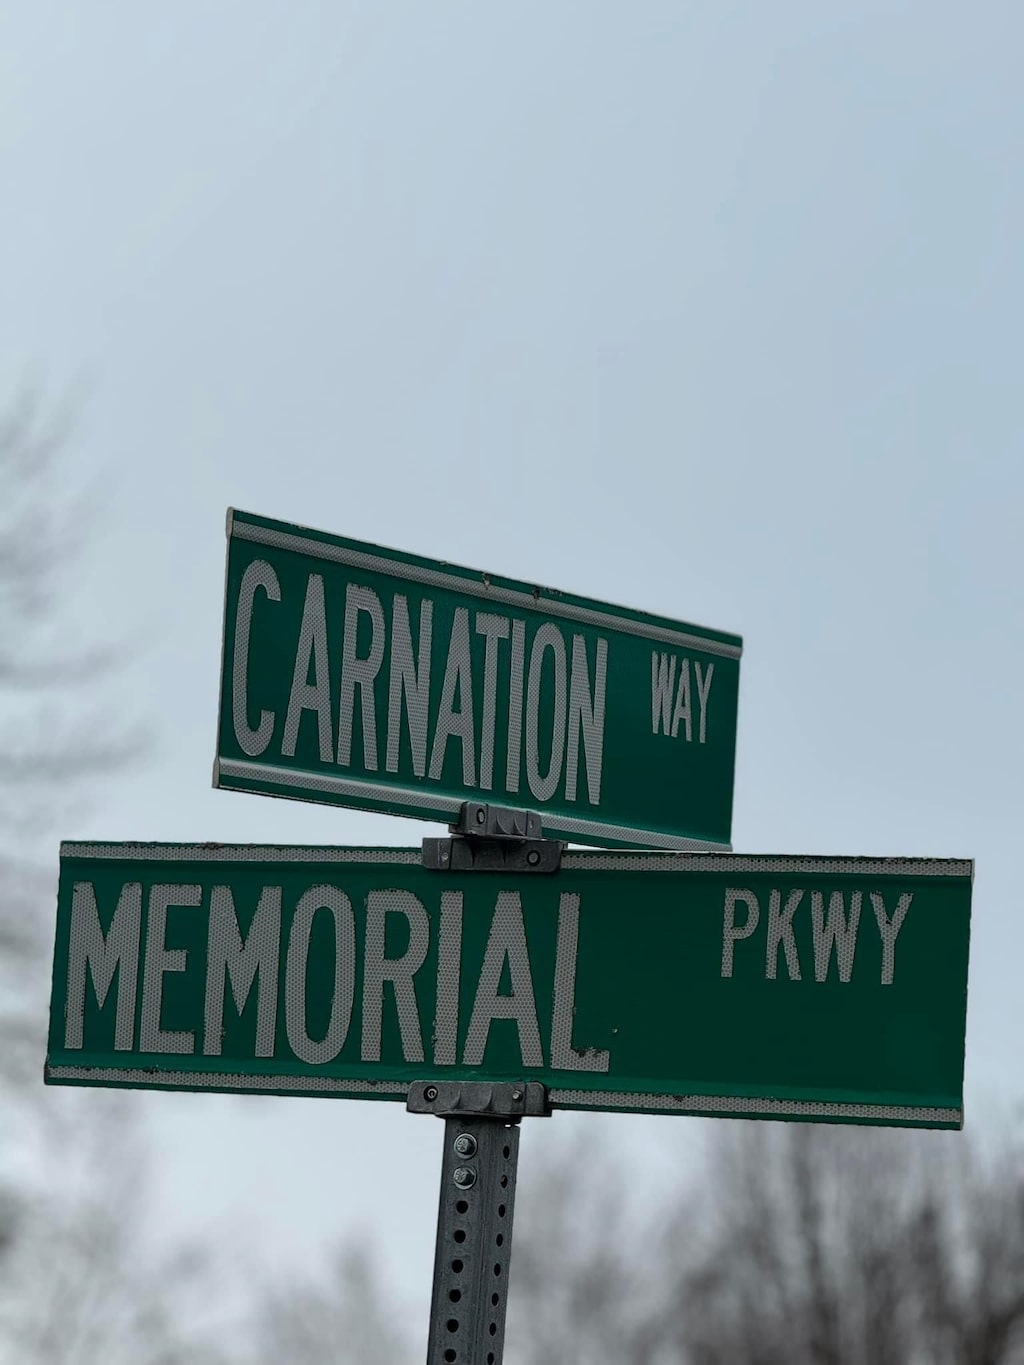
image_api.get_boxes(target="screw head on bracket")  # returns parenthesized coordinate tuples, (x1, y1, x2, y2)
(453, 1166, 477, 1190)
(453, 1133, 478, 1159)
(424, 1085, 438, 1102)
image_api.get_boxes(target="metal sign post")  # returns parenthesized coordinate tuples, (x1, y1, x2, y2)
(409, 1081, 548, 1364)
(414, 804, 558, 1365)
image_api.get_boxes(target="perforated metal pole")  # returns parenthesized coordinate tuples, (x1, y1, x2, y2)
(416, 813, 557, 1363)
(408, 1081, 548, 1365)
(427, 1115, 520, 1364)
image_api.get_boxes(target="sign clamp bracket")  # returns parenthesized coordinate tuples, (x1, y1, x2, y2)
(409, 1081, 550, 1364)
(421, 800, 563, 874)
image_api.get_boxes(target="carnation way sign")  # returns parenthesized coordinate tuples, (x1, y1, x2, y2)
(213, 509, 742, 851)
(46, 843, 971, 1129)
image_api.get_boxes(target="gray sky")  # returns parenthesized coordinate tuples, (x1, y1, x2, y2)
(4, 0, 1022, 1335)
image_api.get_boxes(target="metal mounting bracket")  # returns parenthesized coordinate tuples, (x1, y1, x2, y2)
(452, 801, 543, 840)
(422, 800, 563, 873)
(407, 1079, 550, 1120)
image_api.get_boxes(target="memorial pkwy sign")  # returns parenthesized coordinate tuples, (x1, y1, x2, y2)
(46, 843, 972, 1129)
(213, 510, 742, 850)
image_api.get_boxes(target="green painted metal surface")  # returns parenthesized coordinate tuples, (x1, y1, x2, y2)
(46, 844, 972, 1129)
(213, 510, 742, 850)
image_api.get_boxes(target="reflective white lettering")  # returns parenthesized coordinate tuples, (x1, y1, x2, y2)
(433, 891, 463, 1066)
(337, 584, 385, 770)
(476, 613, 510, 791)
(505, 619, 526, 794)
(565, 635, 608, 805)
(204, 885, 281, 1058)
(65, 881, 141, 1051)
(722, 888, 760, 978)
(695, 661, 714, 744)
(526, 623, 567, 802)
(811, 890, 863, 983)
(428, 607, 476, 785)
(463, 892, 543, 1067)
(285, 886, 355, 1065)
(651, 652, 676, 735)
(870, 891, 913, 986)
(387, 594, 433, 777)
(766, 889, 803, 981)
(550, 893, 609, 1072)
(140, 884, 201, 1054)
(232, 559, 280, 756)
(361, 890, 429, 1063)
(282, 573, 333, 761)
(670, 659, 692, 741)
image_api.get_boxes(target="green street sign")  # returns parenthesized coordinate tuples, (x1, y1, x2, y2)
(213, 510, 742, 851)
(46, 843, 972, 1129)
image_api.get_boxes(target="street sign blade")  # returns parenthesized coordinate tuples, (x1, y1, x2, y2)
(47, 843, 972, 1130)
(214, 509, 742, 851)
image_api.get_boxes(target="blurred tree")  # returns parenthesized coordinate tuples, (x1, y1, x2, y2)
(0, 392, 411, 1363)
(248, 1242, 413, 1364)
(0, 1101, 231, 1365)
(507, 1121, 1024, 1365)
(0, 391, 218, 1363)
(0, 390, 142, 1098)
(506, 1131, 664, 1365)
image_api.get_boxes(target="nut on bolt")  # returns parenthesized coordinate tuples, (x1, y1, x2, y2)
(453, 1132, 477, 1158)
(453, 1166, 477, 1190)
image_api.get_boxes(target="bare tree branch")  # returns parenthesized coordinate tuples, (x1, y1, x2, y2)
(509, 1121, 1024, 1365)
(0, 391, 147, 1121)
(250, 1242, 413, 1364)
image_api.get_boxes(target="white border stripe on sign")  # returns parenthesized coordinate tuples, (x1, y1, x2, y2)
(547, 1088, 962, 1125)
(217, 758, 463, 814)
(45, 1067, 960, 1125)
(214, 758, 731, 851)
(230, 518, 743, 661)
(59, 842, 972, 878)
(562, 852, 974, 877)
(60, 842, 424, 863)
(47, 1066, 406, 1097)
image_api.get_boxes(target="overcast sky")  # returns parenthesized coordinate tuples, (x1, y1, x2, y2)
(4, 0, 1022, 1336)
